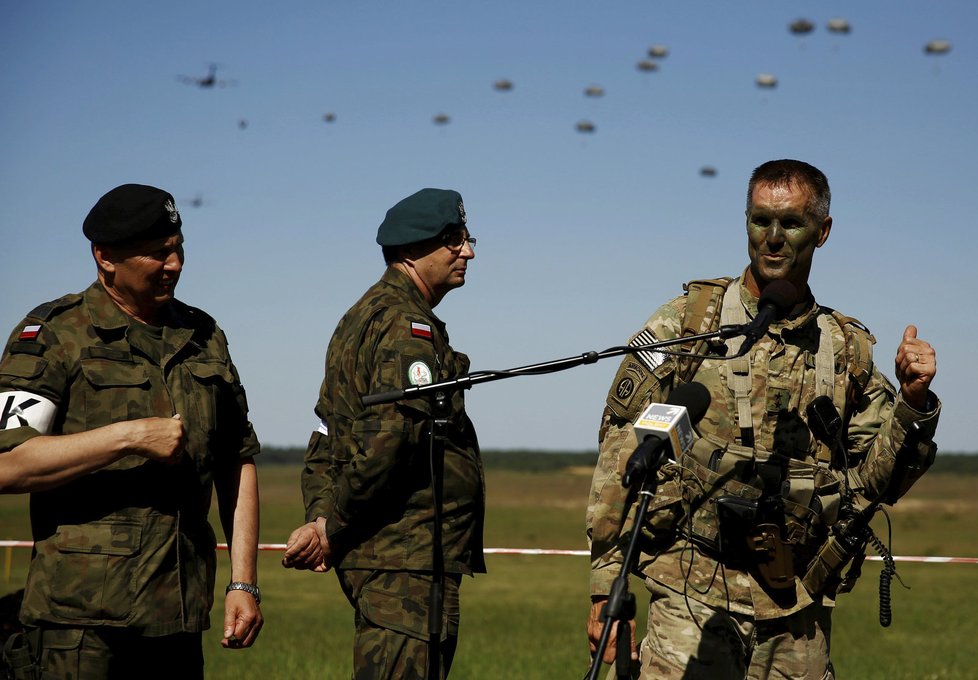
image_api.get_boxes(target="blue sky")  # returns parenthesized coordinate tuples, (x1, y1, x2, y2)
(2, 1, 975, 452)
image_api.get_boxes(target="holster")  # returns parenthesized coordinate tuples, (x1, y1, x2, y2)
(2, 630, 41, 680)
(746, 523, 796, 591)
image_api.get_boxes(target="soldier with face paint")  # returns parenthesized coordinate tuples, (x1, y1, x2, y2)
(284, 188, 484, 680)
(586, 160, 940, 680)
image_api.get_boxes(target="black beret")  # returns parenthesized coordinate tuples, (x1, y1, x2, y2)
(83, 184, 182, 245)
(376, 188, 467, 247)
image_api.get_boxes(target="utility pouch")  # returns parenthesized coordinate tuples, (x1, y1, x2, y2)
(2, 630, 41, 680)
(746, 523, 796, 591)
(715, 496, 758, 563)
(801, 534, 853, 596)
(679, 438, 762, 552)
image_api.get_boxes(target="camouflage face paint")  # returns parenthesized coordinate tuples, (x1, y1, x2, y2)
(746, 182, 830, 294)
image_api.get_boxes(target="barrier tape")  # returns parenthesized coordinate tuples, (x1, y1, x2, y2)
(1, 540, 976, 564)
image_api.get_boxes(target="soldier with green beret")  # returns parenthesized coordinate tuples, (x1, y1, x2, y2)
(586, 160, 940, 679)
(0, 184, 263, 677)
(283, 187, 484, 679)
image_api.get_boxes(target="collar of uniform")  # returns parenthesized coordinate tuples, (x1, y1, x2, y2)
(83, 281, 193, 330)
(84, 281, 135, 332)
(381, 266, 444, 326)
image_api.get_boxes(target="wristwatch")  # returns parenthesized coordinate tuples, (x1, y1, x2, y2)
(226, 581, 261, 604)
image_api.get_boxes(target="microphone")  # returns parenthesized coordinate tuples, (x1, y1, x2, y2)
(735, 280, 798, 356)
(622, 382, 711, 487)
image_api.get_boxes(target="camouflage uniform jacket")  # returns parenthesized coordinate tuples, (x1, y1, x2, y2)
(587, 273, 940, 620)
(301, 267, 486, 574)
(0, 282, 260, 635)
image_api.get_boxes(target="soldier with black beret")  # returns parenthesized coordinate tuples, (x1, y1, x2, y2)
(283, 188, 484, 679)
(0, 184, 263, 677)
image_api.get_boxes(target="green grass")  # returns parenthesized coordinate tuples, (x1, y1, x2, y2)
(0, 461, 975, 679)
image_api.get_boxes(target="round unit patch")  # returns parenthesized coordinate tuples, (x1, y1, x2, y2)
(616, 377, 635, 401)
(408, 361, 433, 386)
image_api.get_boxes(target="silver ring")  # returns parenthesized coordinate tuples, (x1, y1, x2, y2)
(911, 352, 920, 363)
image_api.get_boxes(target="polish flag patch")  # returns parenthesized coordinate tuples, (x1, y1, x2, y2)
(411, 322, 432, 340)
(19, 324, 41, 341)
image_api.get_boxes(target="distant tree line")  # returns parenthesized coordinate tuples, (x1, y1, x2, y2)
(259, 446, 977, 474)
(258, 446, 598, 472)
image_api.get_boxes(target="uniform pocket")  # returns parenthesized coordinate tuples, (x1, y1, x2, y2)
(79, 357, 149, 422)
(184, 360, 234, 431)
(0, 354, 47, 381)
(49, 520, 142, 623)
(358, 571, 459, 641)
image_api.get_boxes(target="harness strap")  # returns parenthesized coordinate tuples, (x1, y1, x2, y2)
(814, 314, 838, 464)
(720, 284, 754, 447)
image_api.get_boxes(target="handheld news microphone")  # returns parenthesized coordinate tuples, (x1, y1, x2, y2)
(736, 280, 798, 356)
(622, 382, 711, 487)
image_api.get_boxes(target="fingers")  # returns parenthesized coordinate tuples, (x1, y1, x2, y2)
(281, 523, 328, 570)
(126, 417, 186, 463)
(586, 601, 616, 665)
(895, 325, 937, 410)
(222, 594, 263, 649)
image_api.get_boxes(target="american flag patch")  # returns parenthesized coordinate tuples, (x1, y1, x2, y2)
(411, 322, 433, 340)
(630, 329, 667, 372)
(19, 324, 41, 341)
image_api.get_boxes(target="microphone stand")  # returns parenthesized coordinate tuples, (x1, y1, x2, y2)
(361, 325, 745, 408)
(426, 389, 449, 680)
(360, 326, 744, 680)
(585, 455, 665, 680)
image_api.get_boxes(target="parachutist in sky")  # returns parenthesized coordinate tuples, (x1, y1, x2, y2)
(925, 39, 951, 55)
(789, 19, 815, 35)
(826, 18, 851, 34)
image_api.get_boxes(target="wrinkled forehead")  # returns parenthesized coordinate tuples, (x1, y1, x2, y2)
(112, 229, 185, 255)
(748, 180, 814, 211)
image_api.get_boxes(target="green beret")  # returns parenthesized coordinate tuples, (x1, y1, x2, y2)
(83, 184, 182, 245)
(376, 188, 467, 247)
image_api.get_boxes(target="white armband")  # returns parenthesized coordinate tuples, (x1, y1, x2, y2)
(0, 391, 57, 434)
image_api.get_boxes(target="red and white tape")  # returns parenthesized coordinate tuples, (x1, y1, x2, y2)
(2, 541, 974, 564)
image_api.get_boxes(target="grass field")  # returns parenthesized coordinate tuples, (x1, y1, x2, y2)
(1, 460, 976, 679)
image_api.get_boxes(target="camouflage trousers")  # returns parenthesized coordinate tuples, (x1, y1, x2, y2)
(337, 569, 462, 680)
(7, 626, 203, 680)
(637, 578, 834, 680)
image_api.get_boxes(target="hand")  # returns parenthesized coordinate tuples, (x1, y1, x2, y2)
(222, 589, 263, 649)
(123, 414, 186, 463)
(281, 517, 332, 572)
(894, 325, 937, 410)
(586, 598, 638, 665)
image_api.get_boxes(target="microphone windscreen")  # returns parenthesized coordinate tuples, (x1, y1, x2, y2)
(759, 280, 799, 315)
(666, 382, 711, 425)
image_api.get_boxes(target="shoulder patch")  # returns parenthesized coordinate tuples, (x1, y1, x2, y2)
(629, 329, 667, 373)
(411, 321, 433, 340)
(18, 324, 41, 341)
(407, 360, 433, 385)
(607, 360, 652, 419)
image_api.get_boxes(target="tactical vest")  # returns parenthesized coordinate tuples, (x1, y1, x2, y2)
(656, 278, 875, 572)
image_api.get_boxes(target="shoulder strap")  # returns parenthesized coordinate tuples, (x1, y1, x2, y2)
(27, 292, 82, 321)
(827, 309, 876, 421)
(675, 277, 734, 385)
